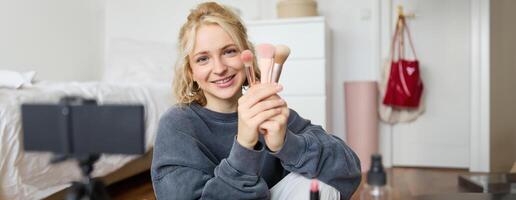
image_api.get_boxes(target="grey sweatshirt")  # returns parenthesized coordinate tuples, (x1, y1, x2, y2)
(151, 103, 361, 200)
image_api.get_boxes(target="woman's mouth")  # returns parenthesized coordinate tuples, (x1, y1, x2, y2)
(211, 74, 236, 88)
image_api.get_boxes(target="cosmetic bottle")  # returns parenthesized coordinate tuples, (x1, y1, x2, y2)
(360, 154, 392, 200)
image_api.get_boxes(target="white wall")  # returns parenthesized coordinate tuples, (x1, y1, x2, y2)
(318, 0, 377, 138)
(105, 0, 272, 44)
(0, 0, 104, 81)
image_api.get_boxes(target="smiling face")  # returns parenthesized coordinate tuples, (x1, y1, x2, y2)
(189, 24, 246, 110)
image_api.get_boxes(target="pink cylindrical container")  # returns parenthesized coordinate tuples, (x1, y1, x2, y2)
(344, 81, 379, 172)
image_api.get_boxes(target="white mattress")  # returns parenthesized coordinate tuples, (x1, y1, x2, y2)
(0, 81, 173, 200)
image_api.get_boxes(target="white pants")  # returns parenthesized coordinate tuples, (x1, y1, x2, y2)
(270, 173, 340, 200)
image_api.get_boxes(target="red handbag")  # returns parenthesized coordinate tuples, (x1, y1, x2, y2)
(383, 15, 423, 108)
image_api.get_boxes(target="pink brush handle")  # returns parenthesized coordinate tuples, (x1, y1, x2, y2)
(245, 66, 254, 86)
(245, 65, 255, 86)
(259, 58, 274, 83)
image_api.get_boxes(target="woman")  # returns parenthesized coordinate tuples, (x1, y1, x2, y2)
(151, 2, 361, 199)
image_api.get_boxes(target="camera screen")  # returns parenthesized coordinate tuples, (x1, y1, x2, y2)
(21, 104, 145, 155)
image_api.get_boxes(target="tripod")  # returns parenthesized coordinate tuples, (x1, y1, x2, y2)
(22, 96, 144, 199)
(52, 154, 111, 200)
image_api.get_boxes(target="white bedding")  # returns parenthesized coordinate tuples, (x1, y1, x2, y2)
(0, 81, 173, 200)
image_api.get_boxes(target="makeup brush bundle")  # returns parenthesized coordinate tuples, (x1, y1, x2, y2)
(241, 44, 291, 86)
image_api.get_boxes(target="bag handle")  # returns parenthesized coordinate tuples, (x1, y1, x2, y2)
(390, 15, 418, 61)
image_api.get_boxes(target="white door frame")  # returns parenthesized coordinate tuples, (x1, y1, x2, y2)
(373, 0, 394, 168)
(373, 0, 491, 172)
(469, 0, 490, 172)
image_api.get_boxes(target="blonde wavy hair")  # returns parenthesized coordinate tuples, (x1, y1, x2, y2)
(173, 2, 259, 106)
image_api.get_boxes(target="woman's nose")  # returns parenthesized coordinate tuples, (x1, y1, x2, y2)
(212, 57, 228, 75)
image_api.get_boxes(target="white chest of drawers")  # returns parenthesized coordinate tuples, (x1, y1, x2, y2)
(246, 17, 331, 130)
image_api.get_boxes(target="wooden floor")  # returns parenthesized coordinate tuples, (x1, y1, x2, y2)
(107, 171, 156, 200)
(351, 167, 468, 200)
(107, 167, 468, 200)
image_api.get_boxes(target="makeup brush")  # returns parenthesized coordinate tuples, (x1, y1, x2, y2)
(271, 45, 290, 83)
(241, 50, 256, 86)
(256, 44, 276, 83)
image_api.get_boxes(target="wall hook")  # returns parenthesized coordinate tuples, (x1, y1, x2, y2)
(397, 4, 416, 19)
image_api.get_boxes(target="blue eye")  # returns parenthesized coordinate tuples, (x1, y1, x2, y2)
(224, 49, 238, 56)
(196, 56, 209, 64)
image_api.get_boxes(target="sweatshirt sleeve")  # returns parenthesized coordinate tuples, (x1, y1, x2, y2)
(151, 111, 270, 200)
(269, 109, 362, 199)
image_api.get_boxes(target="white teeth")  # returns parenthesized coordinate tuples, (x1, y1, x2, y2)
(213, 75, 234, 84)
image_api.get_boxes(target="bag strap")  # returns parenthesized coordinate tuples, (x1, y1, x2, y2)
(390, 17, 401, 60)
(401, 16, 418, 59)
(390, 15, 418, 61)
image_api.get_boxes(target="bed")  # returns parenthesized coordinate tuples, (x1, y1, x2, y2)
(0, 81, 173, 199)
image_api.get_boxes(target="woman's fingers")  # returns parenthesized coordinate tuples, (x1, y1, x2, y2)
(260, 120, 280, 133)
(251, 107, 282, 126)
(247, 98, 285, 119)
(259, 108, 289, 130)
(259, 117, 287, 152)
(239, 83, 283, 109)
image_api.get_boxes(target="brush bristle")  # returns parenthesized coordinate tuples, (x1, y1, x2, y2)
(256, 44, 275, 59)
(274, 45, 291, 64)
(241, 50, 254, 64)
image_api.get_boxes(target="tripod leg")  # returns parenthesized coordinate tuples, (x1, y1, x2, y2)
(66, 182, 85, 200)
(90, 178, 111, 200)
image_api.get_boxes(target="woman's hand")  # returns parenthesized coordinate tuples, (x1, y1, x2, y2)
(237, 83, 285, 149)
(259, 95, 290, 152)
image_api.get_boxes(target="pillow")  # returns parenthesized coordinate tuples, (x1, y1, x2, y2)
(0, 70, 36, 89)
(103, 38, 177, 83)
